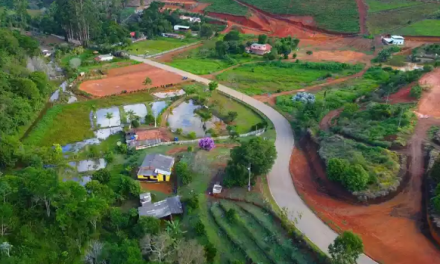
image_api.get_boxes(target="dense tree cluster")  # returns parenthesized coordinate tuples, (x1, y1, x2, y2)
(327, 158, 369, 192)
(224, 137, 277, 187)
(328, 231, 364, 264)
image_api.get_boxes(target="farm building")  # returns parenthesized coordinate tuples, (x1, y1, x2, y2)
(382, 35, 405, 45)
(95, 54, 114, 62)
(174, 25, 190, 31)
(246, 43, 272, 55)
(137, 153, 175, 182)
(162, 33, 185, 39)
(179, 15, 201, 23)
(126, 129, 169, 149)
(138, 192, 183, 219)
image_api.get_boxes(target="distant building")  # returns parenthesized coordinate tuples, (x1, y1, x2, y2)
(162, 33, 185, 39)
(137, 154, 175, 182)
(126, 129, 169, 150)
(138, 192, 183, 219)
(382, 35, 405, 46)
(246, 43, 272, 55)
(95, 54, 114, 62)
(179, 15, 201, 23)
(173, 25, 190, 31)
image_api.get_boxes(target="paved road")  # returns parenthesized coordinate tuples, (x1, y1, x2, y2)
(130, 55, 377, 264)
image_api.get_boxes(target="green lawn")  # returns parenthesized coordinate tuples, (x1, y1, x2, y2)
(366, 0, 420, 13)
(126, 37, 199, 56)
(217, 61, 365, 95)
(276, 78, 379, 114)
(23, 92, 154, 146)
(367, 4, 440, 34)
(396, 19, 440, 36)
(200, 0, 249, 16)
(209, 92, 264, 133)
(240, 0, 359, 33)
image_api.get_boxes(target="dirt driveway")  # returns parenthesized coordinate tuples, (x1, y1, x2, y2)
(418, 68, 440, 118)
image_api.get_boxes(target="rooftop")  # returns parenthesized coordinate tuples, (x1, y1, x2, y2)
(138, 196, 183, 218)
(139, 154, 175, 174)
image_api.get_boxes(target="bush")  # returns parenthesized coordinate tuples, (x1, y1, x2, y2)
(104, 151, 114, 163)
(145, 114, 155, 125)
(194, 220, 206, 236)
(198, 137, 215, 151)
(327, 158, 369, 192)
(185, 194, 199, 213)
(176, 128, 183, 135)
(187, 146, 194, 152)
(410, 85, 422, 99)
(131, 119, 140, 128)
(306, 50, 313, 55)
(69, 58, 81, 69)
(204, 242, 217, 263)
(225, 208, 238, 223)
(188, 131, 197, 139)
(174, 161, 192, 185)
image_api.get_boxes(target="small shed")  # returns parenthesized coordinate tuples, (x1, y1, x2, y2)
(173, 25, 190, 31)
(138, 195, 183, 219)
(95, 54, 114, 62)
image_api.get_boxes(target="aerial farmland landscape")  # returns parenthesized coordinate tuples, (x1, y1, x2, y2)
(1, 0, 440, 263)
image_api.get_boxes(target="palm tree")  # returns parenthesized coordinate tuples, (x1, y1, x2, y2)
(105, 112, 113, 127)
(126, 109, 135, 123)
(143, 77, 152, 86)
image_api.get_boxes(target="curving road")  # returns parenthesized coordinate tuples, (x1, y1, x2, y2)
(130, 55, 376, 264)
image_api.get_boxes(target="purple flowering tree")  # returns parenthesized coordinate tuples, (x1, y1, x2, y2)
(199, 137, 215, 151)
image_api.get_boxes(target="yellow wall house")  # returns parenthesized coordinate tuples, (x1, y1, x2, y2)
(137, 154, 175, 182)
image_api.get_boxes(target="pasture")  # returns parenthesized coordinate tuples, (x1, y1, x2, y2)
(126, 37, 199, 56)
(200, 0, 249, 15)
(396, 19, 440, 36)
(216, 61, 364, 95)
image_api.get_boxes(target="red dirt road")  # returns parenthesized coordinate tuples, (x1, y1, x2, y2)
(79, 64, 184, 96)
(418, 68, 440, 118)
(355, 0, 369, 35)
(291, 122, 440, 263)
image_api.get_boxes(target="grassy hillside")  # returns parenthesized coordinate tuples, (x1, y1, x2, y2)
(366, 2, 440, 34)
(396, 19, 440, 36)
(200, 0, 249, 16)
(239, 0, 359, 33)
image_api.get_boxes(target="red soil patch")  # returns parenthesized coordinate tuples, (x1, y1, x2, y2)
(319, 108, 342, 130)
(191, 2, 210, 12)
(297, 50, 372, 64)
(208, 12, 270, 32)
(278, 15, 315, 26)
(388, 81, 418, 104)
(140, 182, 172, 194)
(79, 64, 184, 97)
(418, 68, 440, 118)
(290, 120, 440, 264)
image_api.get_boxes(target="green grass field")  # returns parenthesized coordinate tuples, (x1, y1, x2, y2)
(209, 92, 264, 133)
(396, 19, 440, 36)
(23, 92, 154, 146)
(276, 78, 379, 114)
(365, 0, 420, 13)
(217, 61, 364, 95)
(200, 0, 249, 15)
(126, 37, 199, 56)
(367, 4, 440, 34)
(240, 0, 359, 33)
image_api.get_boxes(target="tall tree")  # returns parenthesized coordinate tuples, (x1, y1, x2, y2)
(329, 231, 364, 264)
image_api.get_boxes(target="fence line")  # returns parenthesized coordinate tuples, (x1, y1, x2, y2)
(135, 128, 266, 150)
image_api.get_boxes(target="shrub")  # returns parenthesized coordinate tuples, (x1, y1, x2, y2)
(92, 169, 111, 184)
(174, 161, 192, 185)
(329, 231, 364, 264)
(306, 50, 313, 55)
(145, 114, 155, 125)
(225, 208, 238, 223)
(69, 58, 81, 69)
(410, 85, 422, 99)
(176, 128, 183, 135)
(187, 146, 194, 152)
(104, 151, 114, 163)
(131, 119, 140, 128)
(199, 137, 215, 151)
(204, 242, 217, 263)
(185, 194, 199, 213)
(188, 131, 197, 139)
(194, 220, 206, 236)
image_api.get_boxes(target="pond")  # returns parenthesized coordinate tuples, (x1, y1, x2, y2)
(167, 100, 221, 137)
(151, 101, 168, 118)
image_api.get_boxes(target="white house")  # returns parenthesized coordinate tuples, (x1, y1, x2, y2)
(179, 15, 201, 23)
(382, 35, 404, 46)
(174, 25, 190, 31)
(95, 54, 114, 62)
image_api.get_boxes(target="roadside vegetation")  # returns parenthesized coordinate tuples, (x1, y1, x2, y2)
(240, 0, 359, 33)
(218, 61, 364, 95)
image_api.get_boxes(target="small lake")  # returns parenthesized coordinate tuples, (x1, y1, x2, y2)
(167, 100, 221, 137)
(151, 101, 168, 117)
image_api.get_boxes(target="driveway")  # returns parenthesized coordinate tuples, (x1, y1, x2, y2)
(130, 55, 376, 264)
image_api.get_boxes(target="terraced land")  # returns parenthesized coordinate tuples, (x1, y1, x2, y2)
(208, 200, 317, 264)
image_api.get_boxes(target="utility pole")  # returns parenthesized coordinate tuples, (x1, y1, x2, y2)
(247, 164, 251, 192)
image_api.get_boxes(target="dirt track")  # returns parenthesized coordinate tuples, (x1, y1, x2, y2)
(355, 0, 369, 35)
(79, 64, 185, 96)
(418, 68, 440, 118)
